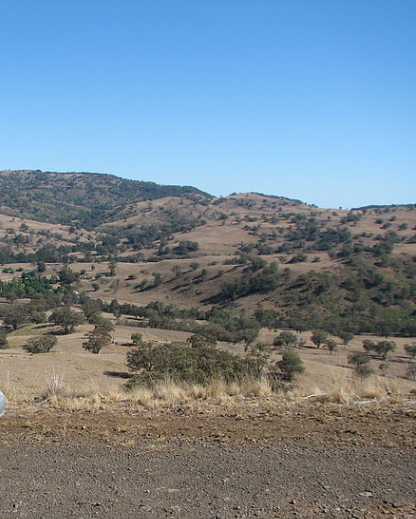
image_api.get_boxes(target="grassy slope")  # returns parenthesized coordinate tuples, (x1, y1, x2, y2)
(0, 171, 414, 324)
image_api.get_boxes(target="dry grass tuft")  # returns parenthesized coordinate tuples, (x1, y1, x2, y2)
(40, 376, 277, 411)
(329, 374, 356, 404)
(206, 379, 227, 398)
(29, 369, 414, 413)
(360, 378, 387, 400)
(239, 377, 273, 397)
(291, 373, 410, 406)
(0, 371, 20, 402)
(44, 366, 66, 399)
(128, 387, 154, 407)
(153, 379, 189, 403)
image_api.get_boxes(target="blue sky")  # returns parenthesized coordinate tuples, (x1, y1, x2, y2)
(1, 0, 415, 208)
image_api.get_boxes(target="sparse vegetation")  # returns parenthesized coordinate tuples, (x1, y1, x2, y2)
(348, 351, 373, 378)
(23, 335, 57, 354)
(404, 342, 416, 359)
(49, 307, 84, 334)
(126, 340, 267, 387)
(0, 170, 414, 417)
(276, 350, 305, 381)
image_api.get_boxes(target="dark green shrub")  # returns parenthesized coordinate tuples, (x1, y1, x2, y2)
(311, 330, 328, 349)
(273, 331, 298, 350)
(324, 339, 337, 354)
(337, 330, 354, 346)
(23, 335, 57, 354)
(126, 342, 267, 386)
(131, 332, 143, 345)
(276, 350, 305, 381)
(82, 330, 111, 354)
(48, 307, 84, 334)
(348, 351, 373, 378)
(404, 342, 416, 359)
(0, 335, 9, 349)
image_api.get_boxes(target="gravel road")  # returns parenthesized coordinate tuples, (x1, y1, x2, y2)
(0, 404, 415, 518)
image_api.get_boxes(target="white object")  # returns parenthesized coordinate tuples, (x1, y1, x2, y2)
(0, 390, 6, 418)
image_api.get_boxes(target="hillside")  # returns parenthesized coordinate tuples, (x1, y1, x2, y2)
(0, 170, 415, 337)
(0, 170, 210, 227)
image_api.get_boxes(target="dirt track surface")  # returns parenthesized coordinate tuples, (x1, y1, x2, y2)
(1, 403, 415, 518)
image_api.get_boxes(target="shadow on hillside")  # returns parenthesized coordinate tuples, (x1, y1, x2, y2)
(48, 329, 71, 336)
(104, 370, 132, 379)
(35, 324, 54, 330)
(201, 293, 226, 305)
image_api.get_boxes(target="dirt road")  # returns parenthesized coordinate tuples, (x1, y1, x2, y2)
(0, 403, 415, 518)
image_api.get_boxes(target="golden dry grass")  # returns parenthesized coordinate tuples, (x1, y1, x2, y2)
(30, 369, 414, 414)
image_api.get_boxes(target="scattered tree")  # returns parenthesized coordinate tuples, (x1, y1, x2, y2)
(152, 272, 163, 287)
(325, 339, 337, 354)
(131, 332, 143, 345)
(311, 330, 328, 349)
(23, 335, 57, 354)
(362, 339, 375, 353)
(187, 333, 217, 349)
(94, 317, 115, 337)
(273, 331, 298, 350)
(0, 304, 29, 330)
(49, 307, 84, 334)
(362, 339, 396, 360)
(82, 318, 114, 354)
(374, 340, 396, 360)
(404, 342, 416, 360)
(108, 259, 117, 277)
(337, 330, 354, 346)
(83, 329, 112, 354)
(172, 265, 182, 278)
(348, 351, 373, 378)
(276, 350, 305, 381)
(82, 299, 101, 324)
(406, 364, 416, 380)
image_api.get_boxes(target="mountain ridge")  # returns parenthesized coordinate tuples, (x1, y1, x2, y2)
(0, 169, 211, 227)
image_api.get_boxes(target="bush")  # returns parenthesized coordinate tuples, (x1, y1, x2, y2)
(82, 330, 111, 354)
(406, 364, 416, 380)
(0, 335, 9, 349)
(126, 341, 267, 386)
(311, 330, 328, 349)
(337, 330, 354, 346)
(324, 339, 337, 354)
(187, 334, 217, 349)
(273, 331, 298, 350)
(83, 319, 114, 354)
(276, 350, 305, 381)
(23, 335, 57, 354)
(131, 332, 143, 345)
(404, 342, 416, 359)
(362, 339, 396, 360)
(348, 351, 373, 378)
(48, 307, 84, 334)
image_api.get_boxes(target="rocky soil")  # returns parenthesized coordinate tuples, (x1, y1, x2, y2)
(0, 402, 415, 518)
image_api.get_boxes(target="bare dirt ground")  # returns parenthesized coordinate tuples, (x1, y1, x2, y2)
(1, 402, 415, 519)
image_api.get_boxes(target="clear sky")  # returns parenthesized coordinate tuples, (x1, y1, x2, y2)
(1, 0, 415, 208)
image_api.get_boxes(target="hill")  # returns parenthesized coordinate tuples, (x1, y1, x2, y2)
(0, 169, 210, 227)
(0, 170, 415, 338)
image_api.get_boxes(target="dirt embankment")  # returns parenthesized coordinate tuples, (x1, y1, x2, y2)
(0, 403, 415, 519)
